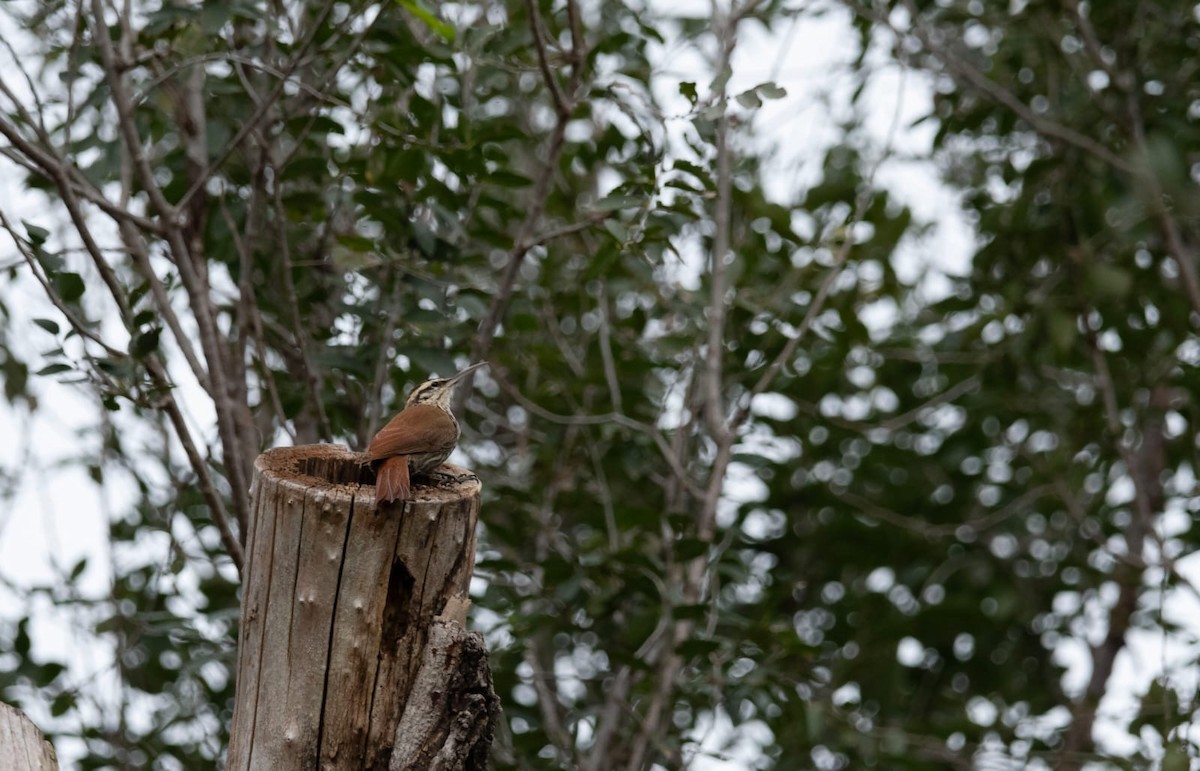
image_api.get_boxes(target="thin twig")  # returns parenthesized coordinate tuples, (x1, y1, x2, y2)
(596, 286, 623, 413)
(219, 196, 294, 442)
(1055, 328, 1155, 769)
(490, 369, 705, 500)
(523, 0, 570, 120)
(271, 151, 333, 441)
(886, 0, 1136, 174)
(701, 26, 735, 446)
(523, 641, 574, 761)
(460, 0, 588, 408)
(364, 269, 401, 443)
(175, 0, 340, 212)
(0, 209, 244, 576)
(119, 222, 213, 394)
(146, 358, 246, 572)
(91, 0, 253, 536)
(526, 210, 612, 249)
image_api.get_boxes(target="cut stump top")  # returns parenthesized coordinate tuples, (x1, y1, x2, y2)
(229, 443, 485, 771)
(254, 443, 482, 506)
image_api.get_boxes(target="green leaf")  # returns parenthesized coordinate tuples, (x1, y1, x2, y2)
(335, 234, 375, 252)
(33, 318, 60, 335)
(457, 292, 489, 321)
(130, 328, 161, 358)
(54, 271, 85, 302)
(23, 221, 49, 245)
(679, 81, 698, 105)
(14, 618, 30, 656)
(50, 691, 76, 718)
(486, 170, 533, 188)
(1163, 745, 1191, 771)
(591, 194, 642, 212)
(678, 638, 722, 657)
(603, 219, 628, 242)
(735, 88, 762, 109)
(757, 82, 787, 99)
(36, 363, 72, 376)
(1087, 264, 1132, 298)
(397, 0, 455, 41)
(37, 662, 66, 684)
(1047, 310, 1077, 352)
(674, 537, 709, 561)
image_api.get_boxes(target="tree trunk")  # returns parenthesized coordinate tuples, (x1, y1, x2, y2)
(227, 444, 497, 770)
(0, 702, 58, 770)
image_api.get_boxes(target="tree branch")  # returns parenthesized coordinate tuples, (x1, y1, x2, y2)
(461, 0, 588, 408)
(1055, 329, 1158, 768)
(887, 0, 1136, 174)
(91, 0, 253, 537)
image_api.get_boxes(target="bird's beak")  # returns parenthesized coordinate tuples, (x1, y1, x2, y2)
(445, 361, 488, 387)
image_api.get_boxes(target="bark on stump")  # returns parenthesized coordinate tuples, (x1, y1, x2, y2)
(0, 702, 58, 770)
(228, 444, 497, 771)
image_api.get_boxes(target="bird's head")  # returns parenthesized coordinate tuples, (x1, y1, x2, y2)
(404, 361, 487, 410)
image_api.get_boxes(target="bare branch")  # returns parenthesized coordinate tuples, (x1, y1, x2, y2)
(885, 0, 1136, 174)
(89, 0, 179, 223)
(1061, 0, 1118, 84)
(525, 210, 612, 250)
(596, 287, 623, 413)
(460, 0, 589, 408)
(522, 642, 574, 760)
(175, 0, 340, 212)
(834, 483, 1056, 539)
(91, 0, 254, 537)
(877, 375, 981, 432)
(119, 224, 213, 394)
(581, 665, 631, 771)
(583, 433, 620, 551)
(523, 0, 570, 119)
(701, 34, 735, 445)
(270, 153, 333, 442)
(1054, 329, 1159, 768)
(628, 5, 761, 765)
(490, 368, 705, 501)
(730, 191, 869, 430)
(146, 357, 246, 573)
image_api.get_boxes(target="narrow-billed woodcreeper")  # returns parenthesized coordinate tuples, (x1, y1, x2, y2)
(367, 362, 485, 504)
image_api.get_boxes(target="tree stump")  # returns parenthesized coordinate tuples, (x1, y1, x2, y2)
(0, 702, 58, 770)
(227, 444, 497, 771)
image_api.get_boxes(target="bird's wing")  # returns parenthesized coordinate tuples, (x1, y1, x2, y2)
(366, 403, 458, 460)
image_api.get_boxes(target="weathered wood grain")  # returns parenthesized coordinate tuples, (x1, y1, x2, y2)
(0, 702, 58, 770)
(227, 444, 495, 770)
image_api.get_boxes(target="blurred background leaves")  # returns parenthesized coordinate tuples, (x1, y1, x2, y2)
(0, 0, 1197, 768)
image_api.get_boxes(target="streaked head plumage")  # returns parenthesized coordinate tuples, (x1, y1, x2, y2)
(403, 362, 487, 410)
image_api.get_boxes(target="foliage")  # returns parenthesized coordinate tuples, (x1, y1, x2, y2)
(0, 0, 1197, 769)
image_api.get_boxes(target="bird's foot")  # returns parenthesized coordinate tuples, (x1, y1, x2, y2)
(423, 470, 479, 487)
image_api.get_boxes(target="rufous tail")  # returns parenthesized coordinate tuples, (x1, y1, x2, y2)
(375, 455, 411, 504)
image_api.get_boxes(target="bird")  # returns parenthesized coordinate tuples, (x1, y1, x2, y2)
(367, 361, 486, 505)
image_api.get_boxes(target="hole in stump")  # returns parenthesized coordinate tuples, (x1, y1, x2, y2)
(297, 455, 377, 486)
